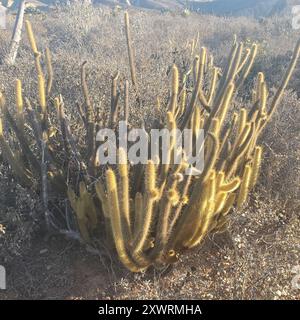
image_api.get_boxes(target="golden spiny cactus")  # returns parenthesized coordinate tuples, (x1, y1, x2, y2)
(0, 18, 299, 273)
(124, 12, 137, 89)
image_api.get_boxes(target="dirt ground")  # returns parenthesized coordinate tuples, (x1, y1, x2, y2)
(1, 192, 299, 300)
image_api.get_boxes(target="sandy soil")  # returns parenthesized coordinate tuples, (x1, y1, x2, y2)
(1, 192, 299, 300)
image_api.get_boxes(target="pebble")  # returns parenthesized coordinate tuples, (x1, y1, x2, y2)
(276, 290, 282, 296)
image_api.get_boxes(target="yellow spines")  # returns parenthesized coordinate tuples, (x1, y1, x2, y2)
(105, 169, 120, 247)
(45, 48, 53, 95)
(221, 193, 236, 216)
(219, 177, 241, 193)
(144, 237, 155, 250)
(189, 39, 195, 55)
(124, 11, 137, 88)
(146, 161, 157, 194)
(182, 195, 189, 205)
(169, 64, 179, 114)
(78, 181, 86, 195)
(183, 172, 216, 246)
(170, 161, 211, 250)
(38, 75, 46, 113)
(95, 180, 110, 218)
(166, 249, 179, 263)
(242, 43, 257, 74)
(206, 170, 216, 202)
(227, 42, 244, 82)
(106, 168, 117, 193)
(235, 122, 251, 149)
(198, 47, 211, 108)
(131, 160, 158, 267)
(210, 117, 220, 137)
(166, 111, 176, 130)
(182, 195, 208, 248)
(207, 118, 219, 157)
(180, 88, 187, 116)
(15, 79, 23, 114)
(106, 168, 141, 272)
(225, 121, 254, 178)
(145, 159, 158, 197)
(218, 82, 235, 128)
(167, 188, 180, 207)
(79, 181, 98, 228)
(250, 42, 258, 61)
(151, 166, 183, 261)
(67, 187, 90, 242)
(118, 147, 132, 241)
(237, 164, 252, 209)
(192, 106, 201, 137)
(133, 192, 143, 237)
(214, 192, 227, 214)
(216, 171, 225, 188)
(185, 173, 216, 248)
(25, 21, 43, 76)
(15, 80, 24, 132)
(201, 132, 219, 183)
(257, 72, 265, 94)
(231, 111, 239, 131)
(156, 96, 161, 111)
(54, 96, 61, 117)
(249, 146, 262, 189)
(237, 108, 247, 136)
(193, 55, 200, 84)
(124, 11, 129, 27)
(259, 82, 267, 116)
(200, 46, 207, 66)
(25, 20, 38, 54)
(251, 72, 267, 120)
(118, 147, 128, 177)
(163, 111, 177, 179)
(208, 66, 218, 104)
(237, 47, 251, 74)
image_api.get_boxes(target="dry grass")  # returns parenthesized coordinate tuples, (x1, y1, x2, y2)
(1, 192, 299, 300)
(0, 4, 299, 299)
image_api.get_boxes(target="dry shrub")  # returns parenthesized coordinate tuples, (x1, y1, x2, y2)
(260, 90, 300, 207)
(0, 164, 39, 264)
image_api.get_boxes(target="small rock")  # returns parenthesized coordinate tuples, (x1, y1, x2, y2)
(276, 290, 282, 296)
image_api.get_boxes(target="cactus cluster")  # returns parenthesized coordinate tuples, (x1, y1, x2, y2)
(0, 14, 299, 272)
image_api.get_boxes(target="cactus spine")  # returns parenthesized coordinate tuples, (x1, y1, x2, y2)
(237, 165, 252, 209)
(124, 12, 137, 88)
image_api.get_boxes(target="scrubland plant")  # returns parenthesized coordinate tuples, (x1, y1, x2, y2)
(0, 13, 299, 272)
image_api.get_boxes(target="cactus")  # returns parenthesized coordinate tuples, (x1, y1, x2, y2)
(0, 18, 299, 273)
(124, 12, 137, 89)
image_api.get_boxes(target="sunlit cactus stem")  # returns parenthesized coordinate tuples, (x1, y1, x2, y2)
(124, 12, 138, 89)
